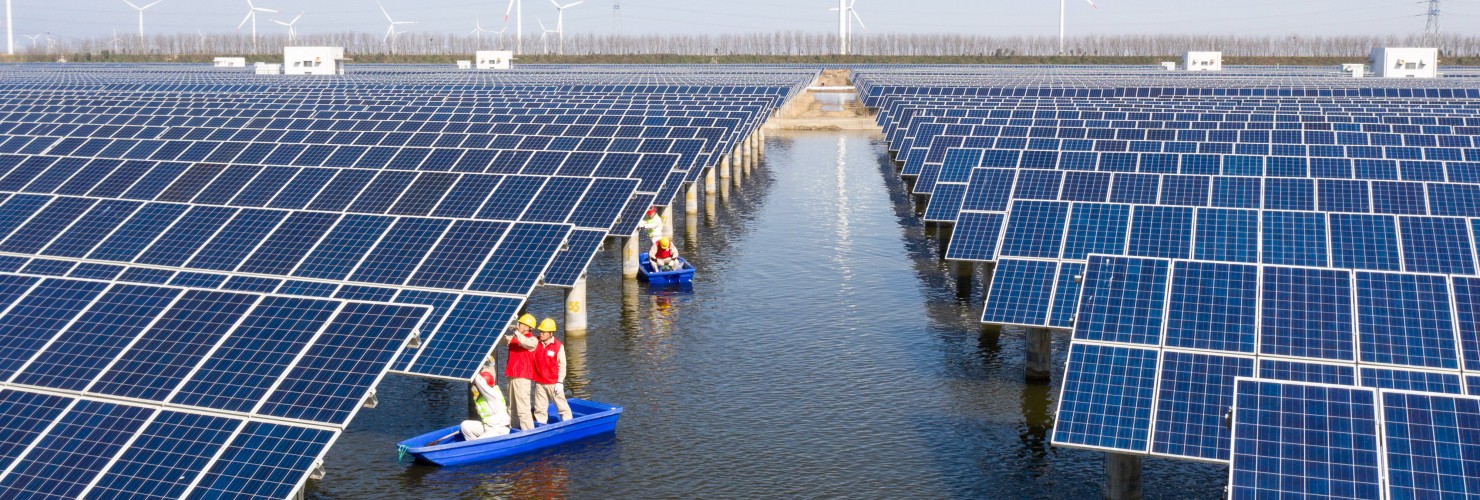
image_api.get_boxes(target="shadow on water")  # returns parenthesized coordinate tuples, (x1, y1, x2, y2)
(309, 130, 1226, 499)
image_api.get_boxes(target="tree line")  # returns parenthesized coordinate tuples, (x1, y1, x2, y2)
(18, 32, 1480, 58)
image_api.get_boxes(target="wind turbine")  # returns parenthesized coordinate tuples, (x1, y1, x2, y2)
(121, 0, 161, 48)
(109, 29, 124, 52)
(273, 12, 302, 45)
(496, 25, 509, 49)
(21, 33, 37, 51)
(471, 17, 489, 50)
(550, 0, 582, 55)
(829, 0, 864, 55)
(1059, 0, 1097, 55)
(536, 18, 554, 55)
(378, 2, 415, 54)
(237, 0, 276, 53)
(6, 0, 14, 55)
(505, 0, 524, 54)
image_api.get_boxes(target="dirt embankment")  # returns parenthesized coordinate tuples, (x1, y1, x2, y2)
(767, 69, 879, 131)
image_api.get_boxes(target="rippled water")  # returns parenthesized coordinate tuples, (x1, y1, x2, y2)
(308, 131, 1226, 499)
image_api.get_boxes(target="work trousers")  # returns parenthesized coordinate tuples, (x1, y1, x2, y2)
(460, 420, 510, 440)
(507, 377, 535, 430)
(533, 383, 573, 423)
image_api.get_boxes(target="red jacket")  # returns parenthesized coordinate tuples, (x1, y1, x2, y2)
(654, 246, 673, 259)
(533, 339, 565, 385)
(505, 331, 537, 379)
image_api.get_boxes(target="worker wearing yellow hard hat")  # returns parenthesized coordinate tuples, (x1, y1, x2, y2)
(505, 313, 540, 430)
(649, 236, 679, 272)
(532, 318, 572, 424)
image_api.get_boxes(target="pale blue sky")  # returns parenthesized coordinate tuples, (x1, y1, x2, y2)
(7, 0, 1476, 41)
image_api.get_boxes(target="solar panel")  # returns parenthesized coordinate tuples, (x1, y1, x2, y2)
(1052, 343, 1159, 453)
(1354, 271, 1459, 370)
(1381, 390, 1480, 499)
(1228, 379, 1382, 500)
(1073, 256, 1168, 345)
(1151, 351, 1253, 461)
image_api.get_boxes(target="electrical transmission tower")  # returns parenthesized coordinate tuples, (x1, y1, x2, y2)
(1423, 0, 1441, 47)
(613, 0, 623, 34)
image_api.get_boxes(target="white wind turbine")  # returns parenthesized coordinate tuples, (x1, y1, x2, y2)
(471, 17, 489, 50)
(378, 2, 415, 54)
(273, 12, 303, 45)
(121, 0, 161, 48)
(536, 18, 554, 55)
(504, 0, 523, 54)
(21, 33, 37, 51)
(496, 25, 509, 49)
(829, 0, 864, 55)
(109, 29, 124, 52)
(237, 0, 277, 53)
(1059, 0, 1098, 55)
(550, 0, 582, 56)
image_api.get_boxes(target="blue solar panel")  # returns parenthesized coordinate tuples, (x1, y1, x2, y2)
(961, 168, 1015, 212)
(944, 212, 1003, 261)
(0, 389, 72, 465)
(1194, 208, 1258, 263)
(1062, 203, 1129, 261)
(1053, 343, 1158, 453)
(11, 283, 181, 391)
(1165, 261, 1258, 353)
(1260, 266, 1355, 361)
(1262, 211, 1328, 267)
(0, 399, 153, 498)
(169, 296, 340, 414)
(1228, 379, 1382, 500)
(1381, 391, 1480, 499)
(89, 290, 259, 401)
(1355, 271, 1458, 370)
(0, 278, 109, 379)
(1074, 256, 1168, 345)
(468, 222, 570, 295)
(1329, 214, 1403, 271)
(1127, 205, 1193, 259)
(1358, 367, 1464, 394)
(1399, 217, 1476, 275)
(922, 182, 967, 222)
(1048, 262, 1086, 329)
(87, 410, 241, 500)
(1152, 351, 1253, 461)
(980, 259, 1057, 326)
(186, 422, 336, 500)
(1257, 359, 1357, 385)
(404, 220, 509, 289)
(350, 218, 452, 285)
(401, 294, 522, 380)
(544, 229, 608, 287)
(999, 201, 1068, 258)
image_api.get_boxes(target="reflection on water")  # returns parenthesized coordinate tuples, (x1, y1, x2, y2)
(309, 131, 1228, 499)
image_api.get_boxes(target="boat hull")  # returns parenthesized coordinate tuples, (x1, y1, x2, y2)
(399, 398, 622, 466)
(638, 253, 694, 285)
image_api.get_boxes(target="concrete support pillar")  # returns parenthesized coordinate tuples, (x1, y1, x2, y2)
(704, 166, 716, 193)
(1025, 328, 1052, 382)
(565, 277, 587, 334)
(1105, 453, 1143, 500)
(744, 147, 754, 176)
(622, 237, 639, 278)
(953, 260, 973, 300)
(758, 128, 765, 155)
(685, 212, 698, 250)
(660, 206, 674, 241)
(719, 154, 732, 180)
(685, 183, 698, 215)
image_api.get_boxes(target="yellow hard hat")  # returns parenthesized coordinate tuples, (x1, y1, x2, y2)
(538, 318, 557, 332)
(518, 314, 537, 328)
(658, 238, 670, 249)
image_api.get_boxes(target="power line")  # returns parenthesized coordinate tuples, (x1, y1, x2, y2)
(1422, 0, 1440, 46)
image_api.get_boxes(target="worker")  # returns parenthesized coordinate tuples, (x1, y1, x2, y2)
(636, 206, 663, 246)
(649, 237, 679, 272)
(460, 371, 511, 440)
(506, 313, 540, 430)
(532, 318, 572, 424)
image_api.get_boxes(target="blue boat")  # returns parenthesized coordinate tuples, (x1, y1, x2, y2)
(398, 398, 623, 466)
(638, 253, 695, 285)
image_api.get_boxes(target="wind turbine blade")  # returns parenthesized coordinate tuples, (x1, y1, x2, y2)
(851, 10, 866, 30)
(378, 2, 393, 22)
(237, 11, 253, 30)
(121, 0, 141, 9)
(537, 18, 546, 31)
(291, 12, 303, 23)
(141, 0, 161, 9)
(257, 7, 277, 13)
(550, 0, 560, 8)
(565, 0, 583, 7)
(505, 0, 514, 22)
(1085, 0, 1098, 9)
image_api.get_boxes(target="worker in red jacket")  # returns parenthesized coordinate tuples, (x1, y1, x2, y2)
(532, 318, 572, 424)
(649, 237, 679, 272)
(506, 313, 539, 430)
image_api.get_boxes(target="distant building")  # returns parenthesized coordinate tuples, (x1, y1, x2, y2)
(1369, 48, 1437, 78)
(457, 60, 473, 69)
(1183, 51, 1222, 71)
(476, 50, 514, 70)
(213, 57, 246, 67)
(283, 47, 347, 76)
(1160, 62, 1177, 71)
(1340, 63, 1366, 78)
(254, 63, 282, 75)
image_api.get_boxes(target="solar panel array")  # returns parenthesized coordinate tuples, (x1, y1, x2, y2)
(0, 64, 811, 499)
(858, 66, 1480, 496)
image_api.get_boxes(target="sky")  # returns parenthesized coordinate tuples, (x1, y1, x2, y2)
(5, 0, 1476, 42)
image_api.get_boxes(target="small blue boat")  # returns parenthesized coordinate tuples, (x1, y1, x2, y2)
(638, 253, 695, 285)
(398, 399, 622, 466)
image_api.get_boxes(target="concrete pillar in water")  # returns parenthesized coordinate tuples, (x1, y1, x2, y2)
(1025, 328, 1053, 382)
(660, 206, 674, 241)
(719, 154, 732, 180)
(1105, 453, 1143, 500)
(622, 236, 639, 278)
(565, 277, 587, 334)
(705, 192, 717, 224)
(704, 165, 716, 193)
(758, 128, 766, 155)
(685, 183, 698, 215)
(685, 212, 699, 250)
